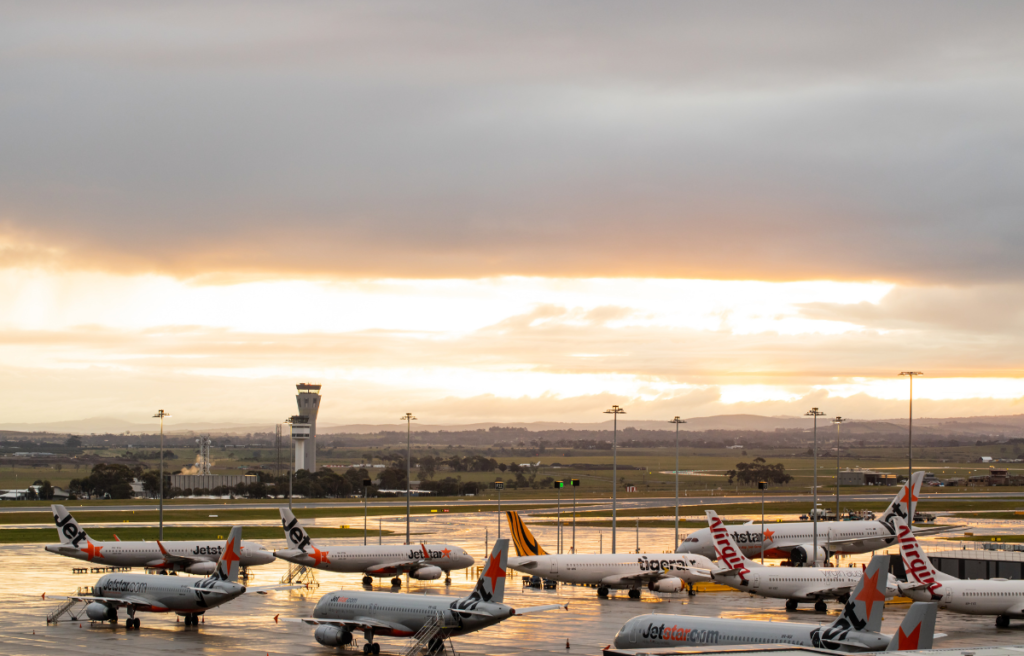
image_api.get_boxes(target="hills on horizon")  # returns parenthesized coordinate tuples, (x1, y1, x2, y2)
(3, 412, 1024, 437)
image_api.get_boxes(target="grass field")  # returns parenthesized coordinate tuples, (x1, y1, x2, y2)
(0, 526, 391, 544)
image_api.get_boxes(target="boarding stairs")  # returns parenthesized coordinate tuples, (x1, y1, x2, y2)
(46, 597, 82, 624)
(403, 611, 454, 656)
(280, 562, 319, 589)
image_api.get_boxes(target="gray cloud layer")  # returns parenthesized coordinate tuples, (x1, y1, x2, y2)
(2, 2, 1024, 281)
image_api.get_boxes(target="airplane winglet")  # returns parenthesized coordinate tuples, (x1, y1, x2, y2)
(156, 540, 169, 556)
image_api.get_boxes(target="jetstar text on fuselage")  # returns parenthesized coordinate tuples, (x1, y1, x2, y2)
(641, 623, 723, 644)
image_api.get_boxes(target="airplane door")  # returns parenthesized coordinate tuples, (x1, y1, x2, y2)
(750, 573, 760, 589)
(630, 621, 638, 643)
(550, 559, 558, 575)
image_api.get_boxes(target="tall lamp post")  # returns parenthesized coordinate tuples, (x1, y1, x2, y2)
(805, 407, 826, 565)
(570, 478, 580, 553)
(401, 412, 416, 546)
(495, 481, 504, 540)
(669, 416, 687, 547)
(284, 416, 295, 510)
(554, 480, 564, 553)
(832, 416, 846, 519)
(758, 481, 768, 564)
(363, 478, 372, 546)
(153, 409, 170, 540)
(899, 372, 923, 482)
(604, 405, 626, 554)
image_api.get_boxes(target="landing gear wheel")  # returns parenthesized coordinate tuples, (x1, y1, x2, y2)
(372, 644, 381, 655)
(363, 644, 372, 655)
(687, 585, 697, 597)
(391, 577, 402, 587)
(445, 577, 452, 586)
(135, 618, 141, 629)
(597, 586, 609, 597)
(814, 601, 828, 612)
(628, 589, 641, 599)
(997, 615, 1011, 628)
(362, 576, 373, 586)
(785, 599, 798, 611)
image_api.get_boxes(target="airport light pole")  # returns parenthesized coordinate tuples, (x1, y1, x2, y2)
(285, 416, 295, 510)
(571, 479, 579, 553)
(153, 409, 170, 541)
(899, 372, 923, 482)
(832, 416, 846, 519)
(402, 412, 416, 546)
(669, 416, 687, 547)
(604, 405, 625, 554)
(363, 478, 372, 546)
(495, 481, 504, 540)
(758, 481, 768, 564)
(805, 407, 826, 565)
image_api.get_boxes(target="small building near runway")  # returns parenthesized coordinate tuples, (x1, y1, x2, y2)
(837, 469, 897, 486)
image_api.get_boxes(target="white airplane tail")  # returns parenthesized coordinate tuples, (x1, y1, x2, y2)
(280, 507, 318, 553)
(893, 516, 955, 597)
(52, 504, 91, 548)
(465, 538, 509, 604)
(879, 472, 923, 530)
(828, 555, 890, 635)
(212, 526, 243, 583)
(886, 602, 938, 651)
(705, 510, 762, 579)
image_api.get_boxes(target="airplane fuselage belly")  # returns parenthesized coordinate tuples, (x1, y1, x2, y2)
(940, 584, 1024, 617)
(314, 589, 507, 637)
(720, 568, 862, 601)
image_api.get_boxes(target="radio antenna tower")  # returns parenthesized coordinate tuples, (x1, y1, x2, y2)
(195, 434, 213, 475)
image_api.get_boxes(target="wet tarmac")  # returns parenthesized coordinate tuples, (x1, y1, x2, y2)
(4, 511, 1024, 655)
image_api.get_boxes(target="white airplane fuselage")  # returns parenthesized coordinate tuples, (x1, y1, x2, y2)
(678, 520, 893, 559)
(45, 540, 274, 569)
(906, 579, 1024, 617)
(714, 566, 886, 601)
(91, 572, 246, 614)
(275, 544, 474, 576)
(507, 552, 714, 589)
(313, 589, 510, 637)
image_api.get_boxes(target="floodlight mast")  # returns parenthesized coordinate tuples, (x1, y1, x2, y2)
(669, 416, 687, 547)
(805, 407, 826, 565)
(832, 416, 846, 519)
(899, 372, 923, 482)
(402, 412, 416, 546)
(153, 410, 170, 541)
(604, 404, 625, 554)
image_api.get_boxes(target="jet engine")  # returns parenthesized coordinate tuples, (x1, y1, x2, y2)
(185, 561, 218, 575)
(85, 602, 117, 622)
(410, 566, 443, 581)
(648, 577, 683, 593)
(314, 624, 353, 646)
(790, 544, 829, 566)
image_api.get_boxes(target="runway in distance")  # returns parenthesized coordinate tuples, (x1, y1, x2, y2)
(274, 507, 474, 586)
(505, 510, 715, 598)
(895, 516, 1024, 627)
(613, 555, 939, 652)
(46, 526, 298, 629)
(44, 504, 275, 573)
(677, 472, 947, 563)
(706, 509, 898, 611)
(281, 538, 566, 655)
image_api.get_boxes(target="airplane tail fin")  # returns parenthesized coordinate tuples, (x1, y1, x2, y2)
(886, 602, 938, 651)
(52, 504, 90, 547)
(893, 516, 956, 587)
(705, 510, 762, 570)
(880, 471, 923, 529)
(829, 554, 890, 634)
(279, 507, 317, 552)
(466, 538, 509, 604)
(506, 511, 548, 557)
(213, 526, 243, 582)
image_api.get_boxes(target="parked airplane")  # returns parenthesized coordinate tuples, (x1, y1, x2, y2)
(281, 538, 566, 655)
(894, 515, 1024, 627)
(44, 504, 275, 573)
(46, 527, 297, 629)
(706, 509, 898, 611)
(677, 472, 948, 564)
(274, 507, 474, 586)
(613, 555, 939, 652)
(504, 510, 714, 598)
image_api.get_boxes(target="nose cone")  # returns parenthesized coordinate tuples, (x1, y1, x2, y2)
(612, 622, 628, 648)
(463, 552, 475, 567)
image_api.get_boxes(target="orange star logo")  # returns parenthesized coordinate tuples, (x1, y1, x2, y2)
(762, 529, 775, 543)
(897, 623, 922, 650)
(82, 540, 104, 561)
(311, 546, 331, 566)
(220, 537, 241, 571)
(855, 569, 887, 620)
(441, 548, 451, 559)
(901, 485, 918, 508)
(483, 554, 505, 593)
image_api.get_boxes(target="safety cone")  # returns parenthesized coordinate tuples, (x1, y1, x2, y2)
(566, 639, 570, 650)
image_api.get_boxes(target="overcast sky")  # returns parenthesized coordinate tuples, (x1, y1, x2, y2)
(2, 2, 1023, 425)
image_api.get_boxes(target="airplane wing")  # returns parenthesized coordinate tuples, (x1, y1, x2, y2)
(827, 525, 965, 547)
(508, 560, 538, 570)
(46, 593, 158, 608)
(280, 616, 414, 634)
(244, 584, 305, 595)
(799, 583, 856, 599)
(365, 560, 423, 574)
(155, 540, 209, 567)
(911, 525, 966, 536)
(515, 603, 568, 614)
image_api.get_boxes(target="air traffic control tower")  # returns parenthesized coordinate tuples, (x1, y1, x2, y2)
(295, 383, 322, 472)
